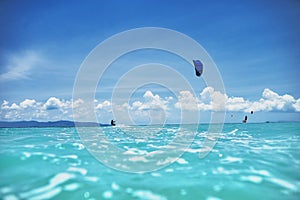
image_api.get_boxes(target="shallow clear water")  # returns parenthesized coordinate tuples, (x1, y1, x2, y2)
(0, 123, 299, 200)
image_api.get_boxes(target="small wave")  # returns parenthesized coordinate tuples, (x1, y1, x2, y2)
(123, 147, 148, 155)
(128, 156, 149, 163)
(19, 173, 75, 199)
(21, 151, 56, 160)
(0, 187, 12, 194)
(240, 175, 263, 184)
(24, 144, 35, 148)
(67, 167, 87, 175)
(2, 194, 19, 200)
(165, 168, 174, 173)
(220, 156, 243, 164)
(84, 176, 99, 182)
(180, 189, 187, 195)
(22, 152, 31, 158)
(111, 182, 120, 190)
(212, 167, 240, 175)
(151, 172, 161, 177)
(102, 190, 113, 199)
(227, 128, 239, 135)
(60, 154, 78, 159)
(267, 177, 298, 191)
(156, 157, 177, 166)
(249, 167, 271, 177)
(72, 142, 85, 150)
(28, 187, 62, 200)
(63, 183, 80, 191)
(176, 158, 188, 165)
(32, 152, 56, 157)
(206, 196, 222, 200)
(131, 190, 167, 200)
(231, 139, 249, 145)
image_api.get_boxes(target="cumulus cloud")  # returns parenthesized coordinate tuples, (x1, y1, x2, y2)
(294, 99, 300, 112)
(109, 91, 171, 125)
(0, 97, 73, 121)
(201, 87, 227, 111)
(245, 88, 299, 112)
(20, 99, 36, 108)
(44, 97, 66, 110)
(1, 100, 11, 110)
(0, 51, 42, 81)
(72, 98, 84, 109)
(174, 87, 299, 113)
(175, 87, 226, 111)
(226, 96, 250, 111)
(0, 88, 299, 122)
(129, 91, 170, 124)
(140, 90, 169, 111)
(95, 100, 111, 110)
(174, 90, 198, 111)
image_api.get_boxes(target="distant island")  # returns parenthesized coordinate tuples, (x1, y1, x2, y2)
(0, 120, 111, 128)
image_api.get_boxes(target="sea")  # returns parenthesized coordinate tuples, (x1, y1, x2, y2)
(0, 122, 299, 200)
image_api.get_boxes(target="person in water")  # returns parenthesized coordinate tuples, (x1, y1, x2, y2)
(242, 115, 248, 123)
(110, 120, 116, 126)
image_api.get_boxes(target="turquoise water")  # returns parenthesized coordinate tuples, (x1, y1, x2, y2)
(0, 123, 300, 200)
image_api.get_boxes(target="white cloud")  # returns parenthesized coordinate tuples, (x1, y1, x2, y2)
(72, 98, 84, 109)
(175, 87, 226, 111)
(176, 87, 299, 113)
(294, 99, 300, 112)
(129, 91, 170, 124)
(0, 51, 42, 81)
(1, 100, 10, 110)
(132, 101, 143, 109)
(110, 91, 171, 125)
(174, 90, 198, 111)
(0, 88, 299, 122)
(95, 100, 111, 110)
(0, 97, 74, 121)
(44, 97, 65, 110)
(200, 87, 215, 102)
(226, 97, 250, 111)
(207, 87, 227, 112)
(1, 100, 21, 110)
(10, 103, 21, 110)
(20, 99, 36, 108)
(141, 90, 169, 111)
(245, 88, 299, 112)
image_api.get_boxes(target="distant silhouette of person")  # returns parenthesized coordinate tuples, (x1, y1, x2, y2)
(110, 119, 116, 126)
(242, 115, 248, 123)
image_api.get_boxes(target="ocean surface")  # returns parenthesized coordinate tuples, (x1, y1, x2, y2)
(0, 123, 299, 200)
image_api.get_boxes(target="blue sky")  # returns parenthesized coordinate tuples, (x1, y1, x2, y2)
(0, 0, 299, 124)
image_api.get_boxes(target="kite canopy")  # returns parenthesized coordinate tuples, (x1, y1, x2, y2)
(193, 60, 203, 77)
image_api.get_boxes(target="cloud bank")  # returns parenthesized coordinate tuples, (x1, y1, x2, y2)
(0, 88, 299, 123)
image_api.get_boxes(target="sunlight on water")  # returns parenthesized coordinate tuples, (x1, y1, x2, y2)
(0, 123, 300, 199)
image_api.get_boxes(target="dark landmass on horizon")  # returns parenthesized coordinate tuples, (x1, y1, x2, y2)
(0, 120, 111, 128)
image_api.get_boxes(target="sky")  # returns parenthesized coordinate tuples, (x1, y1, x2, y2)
(0, 0, 299, 124)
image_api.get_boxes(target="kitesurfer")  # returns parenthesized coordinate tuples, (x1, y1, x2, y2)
(110, 119, 116, 126)
(242, 115, 247, 123)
